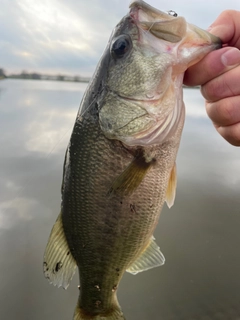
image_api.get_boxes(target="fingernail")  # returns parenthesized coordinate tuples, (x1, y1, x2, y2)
(221, 48, 240, 67)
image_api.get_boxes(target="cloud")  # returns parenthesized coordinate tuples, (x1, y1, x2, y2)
(0, 79, 86, 156)
(0, 197, 40, 229)
(25, 108, 75, 153)
(0, 0, 129, 74)
(1, 0, 239, 75)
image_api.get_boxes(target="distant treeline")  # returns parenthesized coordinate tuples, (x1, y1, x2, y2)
(0, 68, 90, 83)
(0, 69, 6, 79)
(0, 68, 199, 88)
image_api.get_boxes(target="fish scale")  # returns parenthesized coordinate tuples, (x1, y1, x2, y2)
(64, 116, 181, 316)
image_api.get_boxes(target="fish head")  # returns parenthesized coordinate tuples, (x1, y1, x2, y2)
(99, 0, 221, 146)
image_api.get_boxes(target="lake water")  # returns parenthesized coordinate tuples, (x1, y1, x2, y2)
(0, 79, 240, 320)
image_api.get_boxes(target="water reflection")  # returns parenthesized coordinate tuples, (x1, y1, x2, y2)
(0, 79, 239, 320)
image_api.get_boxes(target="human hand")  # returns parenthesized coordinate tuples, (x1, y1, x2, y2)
(184, 10, 240, 146)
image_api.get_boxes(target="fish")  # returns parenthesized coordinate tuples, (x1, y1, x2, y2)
(43, 1, 221, 319)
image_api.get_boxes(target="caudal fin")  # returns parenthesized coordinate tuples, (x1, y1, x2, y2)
(73, 304, 125, 320)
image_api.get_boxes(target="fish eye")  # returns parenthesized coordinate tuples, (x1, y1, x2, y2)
(110, 35, 132, 59)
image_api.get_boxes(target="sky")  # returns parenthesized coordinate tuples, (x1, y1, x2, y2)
(1, 0, 240, 76)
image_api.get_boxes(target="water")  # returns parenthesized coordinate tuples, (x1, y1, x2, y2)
(0, 79, 239, 320)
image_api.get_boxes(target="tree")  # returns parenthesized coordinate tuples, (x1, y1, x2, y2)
(31, 73, 41, 80)
(57, 74, 65, 81)
(0, 68, 6, 79)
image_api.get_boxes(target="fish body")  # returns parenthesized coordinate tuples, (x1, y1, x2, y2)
(43, 1, 221, 319)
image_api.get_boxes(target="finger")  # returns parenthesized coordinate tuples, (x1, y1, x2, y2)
(216, 122, 240, 147)
(201, 64, 240, 101)
(208, 10, 240, 47)
(184, 47, 240, 86)
(206, 96, 240, 127)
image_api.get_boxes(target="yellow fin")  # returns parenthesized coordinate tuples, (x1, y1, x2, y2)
(109, 154, 153, 196)
(165, 163, 177, 208)
(43, 212, 77, 289)
(126, 236, 165, 275)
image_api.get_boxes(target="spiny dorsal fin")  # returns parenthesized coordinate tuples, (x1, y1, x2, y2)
(126, 236, 165, 275)
(43, 212, 76, 289)
(165, 163, 177, 208)
(109, 154, 153, 196)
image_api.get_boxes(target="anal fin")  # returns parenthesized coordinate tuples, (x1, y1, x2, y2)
(126, 236, 165, 275)
(165, 162, 177, 208)
(43, 212, 76, 289)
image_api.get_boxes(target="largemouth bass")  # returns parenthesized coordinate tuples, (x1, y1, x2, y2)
(43, 1, 221, 319)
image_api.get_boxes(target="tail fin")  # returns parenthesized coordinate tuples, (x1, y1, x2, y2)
(73, 304, 125, 320)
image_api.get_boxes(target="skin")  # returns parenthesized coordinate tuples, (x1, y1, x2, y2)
(184, 10, 240, 146)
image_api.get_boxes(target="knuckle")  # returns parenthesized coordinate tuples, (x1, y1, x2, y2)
(230, 126, 240, 146)
(221, 124, 240, 146)
(201, 80, 218, 100)
(206, 99, 236, 125)
(201, 75, 231, 102)
(218, 100, 235, 123)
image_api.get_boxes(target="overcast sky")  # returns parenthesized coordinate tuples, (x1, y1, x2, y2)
(1, 0, 239, 76)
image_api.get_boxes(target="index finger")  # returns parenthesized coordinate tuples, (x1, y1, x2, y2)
(184, 9, 240, 86)
(208, 9, 240, 47)
(184, 47, 240, 86)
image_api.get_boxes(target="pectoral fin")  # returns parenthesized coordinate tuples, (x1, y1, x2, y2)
(43, 212, 76, 289)
(165, 163, 177, 208)
(126, 236, 165, 275)
(109, 155, 152, 196)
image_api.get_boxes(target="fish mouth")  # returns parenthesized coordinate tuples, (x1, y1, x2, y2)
(129, 0, 187, 43)
(129, 0, 221, 47)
